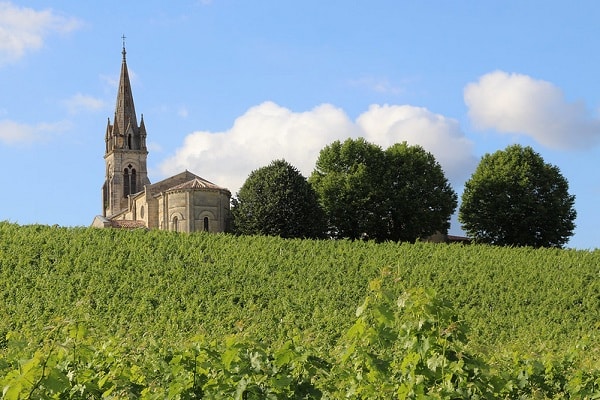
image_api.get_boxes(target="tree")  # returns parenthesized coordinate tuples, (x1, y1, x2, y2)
(309, 138, 387, 240)
(309, 138, 457, 242)
(232, 159, 327, 239)
(383, 142, 457, 242)
(459, 144, 576, 247)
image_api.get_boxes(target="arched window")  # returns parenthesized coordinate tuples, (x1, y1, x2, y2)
(127, 134, 132, 149)
(203, 217, 209, 232)
(172, 216, 179, 232)
(123, 168, 129, 197)
(123, 164, 137, 197)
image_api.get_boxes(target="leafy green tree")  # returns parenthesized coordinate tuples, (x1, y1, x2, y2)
(309, 138, 387, 240)
(459, 144, 576, 247)
(383, 142, 457, 242)
(232, 159, 326, 239)
(309, 138, 456, 241)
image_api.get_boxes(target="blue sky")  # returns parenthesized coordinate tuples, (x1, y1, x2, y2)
(1, 1, 599, 248)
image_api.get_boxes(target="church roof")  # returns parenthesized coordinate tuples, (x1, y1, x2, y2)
(147, 170, 230, 196)
(167, 177, 225, 191)
(109, 219, 147, 229)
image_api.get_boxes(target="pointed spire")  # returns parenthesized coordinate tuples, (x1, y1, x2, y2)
(139, 113, 146, 134)
(105, 118, 112, 153)
(114, 36, 138, 140)
(105, 117, 111, 140)
(105, 37, 147, 155)
(139, 114, 147, 149)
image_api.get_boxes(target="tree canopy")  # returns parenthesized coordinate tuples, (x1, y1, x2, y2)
(309, 138, 386, 240)
(459, 144, 576, 248)
(309, 138, 457, 242)
(383, 142, 458, 242)
(232, 159, 327, 239)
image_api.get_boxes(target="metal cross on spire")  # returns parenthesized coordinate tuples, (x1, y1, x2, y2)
(121, 34, 127, 60)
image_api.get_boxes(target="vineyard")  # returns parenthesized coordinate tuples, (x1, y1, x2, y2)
(1, 222, 599, 398)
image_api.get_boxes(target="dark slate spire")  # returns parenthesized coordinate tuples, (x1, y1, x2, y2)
(105, 37, 147, 154)
(113, 39, 138, 139)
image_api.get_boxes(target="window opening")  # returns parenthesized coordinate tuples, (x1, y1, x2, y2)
(131, 168, 137, 194)
(123, 164, 137, 197)
(123, 168, 129, 197)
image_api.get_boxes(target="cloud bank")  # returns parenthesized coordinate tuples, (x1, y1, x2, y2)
(159, 102, 476, 195)
(0, 1, 81, 64)
(464, 71, 600, 149)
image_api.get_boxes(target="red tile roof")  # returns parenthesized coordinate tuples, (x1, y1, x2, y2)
(109, 220, 147, 229)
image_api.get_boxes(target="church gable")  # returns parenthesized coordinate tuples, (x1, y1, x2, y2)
(147, 171, 230, 197)
(168, 177, 224, 191)
(145, 171, 199, 196)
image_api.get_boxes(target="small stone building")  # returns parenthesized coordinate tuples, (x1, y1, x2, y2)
(92, 45, 231, 232)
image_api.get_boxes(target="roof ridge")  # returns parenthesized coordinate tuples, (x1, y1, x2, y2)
(167, 176, 226, 191)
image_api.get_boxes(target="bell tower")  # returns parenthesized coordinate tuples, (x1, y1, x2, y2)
(102, 39, 150, 217)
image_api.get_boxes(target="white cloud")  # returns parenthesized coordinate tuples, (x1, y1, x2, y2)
(0, 119, 69, 145)
(64, 93, 105, 114)
(159, 101, 475, 195)
(0, 2, 82, 64)
(356, 104, 477, 182)
(464, 70, 600, 149)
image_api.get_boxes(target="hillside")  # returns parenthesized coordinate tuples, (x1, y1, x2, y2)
(1, 222, 598, 352)
(1, 222, 599, 397)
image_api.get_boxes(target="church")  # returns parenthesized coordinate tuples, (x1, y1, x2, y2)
(92, 45, 231, 232)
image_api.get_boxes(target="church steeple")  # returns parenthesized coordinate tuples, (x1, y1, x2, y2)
(113, 41, 138, 142)
(104, 37, 147, 154)
(102, 39, 150, 217)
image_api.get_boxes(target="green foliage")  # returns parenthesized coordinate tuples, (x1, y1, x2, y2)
(2, 273, 599, 398)
(310, 138, 456, 241)
(232, 159, 327, 239)
(459, 144, 577, 247)
(383, 143, 457, 241)
(1, 222, 600, 397)
(0, 321, 328, 399)
(327, 276, 497, 398)
(1, 222, 600, 357)
(310, 138, 386, 240)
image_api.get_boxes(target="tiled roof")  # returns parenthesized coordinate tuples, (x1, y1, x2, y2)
(110, 220, 147, 229)
(148, 170, 223, 195)
(447, 235, 471, 243)
(167, 177, 226, 191)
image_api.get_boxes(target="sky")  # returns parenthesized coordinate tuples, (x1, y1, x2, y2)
(1, 1, 599, 249)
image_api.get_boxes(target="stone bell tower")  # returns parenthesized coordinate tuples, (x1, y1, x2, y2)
(102, 40, 150, 217)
